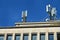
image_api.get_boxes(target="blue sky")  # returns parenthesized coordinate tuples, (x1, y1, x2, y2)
(0, 0, 60, 26)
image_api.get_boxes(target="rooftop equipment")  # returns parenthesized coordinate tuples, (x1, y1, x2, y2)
(46, 4, 57, 21)
(21, 10, 27, 22)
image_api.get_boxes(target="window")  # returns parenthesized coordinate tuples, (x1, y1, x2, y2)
(15, 34, 20, 40)
(7, 34, 12, 40)
(0, 35, 4, 40)
(48, 33, 54, 40)
(40, 33, 45, 40)
(31, 34, 37, 40)
(23, 34, 28, 40)
(57, 32, 60, 40)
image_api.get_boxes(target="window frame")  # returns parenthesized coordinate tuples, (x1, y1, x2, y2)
(15, 33, 21, 40)
(6, 34, 12, 40)
(48, 32, 54, 40)
(40, 32, 45, 40)
(31, 33, 37, 40)
(23, 33, 29, 40)
(0, 34, 4, 40)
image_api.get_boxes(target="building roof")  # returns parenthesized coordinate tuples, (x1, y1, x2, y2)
(15, 21, 60, 27)
(0, 21, 60, 29)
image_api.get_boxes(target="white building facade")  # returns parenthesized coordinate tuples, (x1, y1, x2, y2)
(0, 21, 60, 40)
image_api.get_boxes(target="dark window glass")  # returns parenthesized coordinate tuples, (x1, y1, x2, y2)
(7, 34, 12, 40)
(40, 33, 45, 40)
(31, 34, 37, 40)
(23, 34, 28, 40)
(0, 35, 4, 40)
(57, 33, 60, 40)
(48, 33, 54, 40)
(15, 34, 20, 40)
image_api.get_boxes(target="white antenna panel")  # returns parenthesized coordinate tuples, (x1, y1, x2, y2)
(46, 4, 51, 12)
(51, 8, 57, 16)
(46, 5, 49, 12)
(25, 10, 27, 17)
(22, 11, 23, 17)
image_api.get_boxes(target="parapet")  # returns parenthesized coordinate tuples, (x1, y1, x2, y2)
(15, 21, 60, 27)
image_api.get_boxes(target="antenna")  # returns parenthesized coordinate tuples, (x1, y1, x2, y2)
(51, 8, 57, 16)
(46, 4, 52, 20)
(46, 4, 51, 12)
(51, 8, 57, 20)
(46, 4, 57, 21)
(21, 10, 27, 22)
(25, 10, 27, 17)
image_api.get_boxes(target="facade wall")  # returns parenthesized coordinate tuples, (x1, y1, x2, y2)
(0, 27, 60, 40)
(0, 27, 60, 33)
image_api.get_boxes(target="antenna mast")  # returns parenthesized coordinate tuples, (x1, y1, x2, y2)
(46, 4, 57, 21)
(22, 10, 27, 22)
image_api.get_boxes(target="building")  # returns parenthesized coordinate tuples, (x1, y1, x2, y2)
(0, 21, 60, 40)
(0, 4, 60, 40)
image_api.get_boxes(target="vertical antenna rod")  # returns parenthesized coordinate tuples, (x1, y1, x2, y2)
(22, 10, 27, 22)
